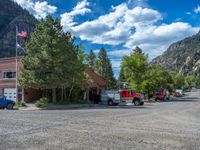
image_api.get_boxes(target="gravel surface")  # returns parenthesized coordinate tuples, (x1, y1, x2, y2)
(0, 90, 200, 150)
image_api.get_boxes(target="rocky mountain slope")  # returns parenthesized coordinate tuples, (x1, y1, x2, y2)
(151, 31, 200, 77)
(0, 0, 37, 58)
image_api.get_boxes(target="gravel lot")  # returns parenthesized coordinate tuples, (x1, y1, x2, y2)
(0, 90, 200, 150)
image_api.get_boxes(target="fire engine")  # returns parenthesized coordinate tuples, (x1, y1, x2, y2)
(119, 89, 144, 106)
(101, 89, 144, 106)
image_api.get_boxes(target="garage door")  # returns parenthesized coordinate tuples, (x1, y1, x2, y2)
(4, 88, 17, 101)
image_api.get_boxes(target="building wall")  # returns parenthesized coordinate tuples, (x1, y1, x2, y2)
(0, 57, 17, 89)
(0, 57, 42, 102)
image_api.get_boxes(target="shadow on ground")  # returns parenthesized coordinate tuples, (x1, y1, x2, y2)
(157, 97, 199, 103)
(42, 105, 150, 111)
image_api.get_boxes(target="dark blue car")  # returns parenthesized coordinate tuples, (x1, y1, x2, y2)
(0, 96, 15, 110)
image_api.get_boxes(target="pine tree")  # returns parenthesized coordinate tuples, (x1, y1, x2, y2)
(86, 49, 96, 69)
(96, 47, 116, 89)
(19, 15, 85, 102)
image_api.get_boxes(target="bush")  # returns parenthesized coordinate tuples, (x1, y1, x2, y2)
(16, 100, 27, 108)
(35, 97, 49, 108)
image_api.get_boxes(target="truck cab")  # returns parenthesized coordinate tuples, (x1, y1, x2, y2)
(119, 90, 144, 106)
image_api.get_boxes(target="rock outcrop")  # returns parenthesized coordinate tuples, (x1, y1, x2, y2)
(151, 31, 200, 77)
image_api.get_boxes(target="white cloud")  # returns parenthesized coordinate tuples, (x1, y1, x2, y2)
(108, 49, 132, 57)
(194, 5, 200, 13)
(70, 5, 162, 47)
(62, 2, 198, 60)
(61, 0, 91, 32)
(13, 0, 57, 19)
(125, 22, 198, 58)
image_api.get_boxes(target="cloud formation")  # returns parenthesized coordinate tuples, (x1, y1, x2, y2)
(61, 0, 91, 32)
(61, 1, 198, 59)
(194, 5, 200, 13)
(13, 0, 57, 19)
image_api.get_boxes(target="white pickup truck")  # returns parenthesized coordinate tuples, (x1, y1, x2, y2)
(101, 90, 121, 105)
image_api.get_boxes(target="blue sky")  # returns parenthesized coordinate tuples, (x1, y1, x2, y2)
(13, 0, 200, 78)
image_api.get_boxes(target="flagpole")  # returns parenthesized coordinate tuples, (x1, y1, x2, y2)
(16, 26, 18, 102)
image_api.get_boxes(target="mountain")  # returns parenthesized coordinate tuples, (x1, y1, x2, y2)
(151, 31, 200, 77)
(0, 0, 37, 58)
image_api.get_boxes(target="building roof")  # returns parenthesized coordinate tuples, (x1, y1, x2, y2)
(85, 67, 107, 88)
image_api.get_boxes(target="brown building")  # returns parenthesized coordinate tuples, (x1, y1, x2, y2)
(0, 57, 41, 102)
(85, 67, 107, 103)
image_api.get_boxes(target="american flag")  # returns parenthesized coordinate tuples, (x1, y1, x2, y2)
(17, 31, 27, 38)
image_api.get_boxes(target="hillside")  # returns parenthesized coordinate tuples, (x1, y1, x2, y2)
(0, 0, 37, 58)
(151, 31, 200, 77)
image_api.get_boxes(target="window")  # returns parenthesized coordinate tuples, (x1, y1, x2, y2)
(3, 71, 16, 79)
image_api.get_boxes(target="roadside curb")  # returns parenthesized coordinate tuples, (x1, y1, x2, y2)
(43, 104, 100, 110)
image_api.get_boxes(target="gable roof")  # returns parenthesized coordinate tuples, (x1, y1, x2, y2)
(85, 67, 107, 88)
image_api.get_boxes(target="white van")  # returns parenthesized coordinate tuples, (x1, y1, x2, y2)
(101, 90, 121, 105)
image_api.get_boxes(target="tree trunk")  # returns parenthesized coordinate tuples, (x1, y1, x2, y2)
(52, 88, 57, 103)
(61, 86, 64, 102)
(68, 78, 75, 101)
(68, 85, 74, 101)
(64, 86, 67, 101)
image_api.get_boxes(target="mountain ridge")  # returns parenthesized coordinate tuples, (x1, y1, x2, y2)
(0, 0, 37, 58)
(151, 31, 200, 77)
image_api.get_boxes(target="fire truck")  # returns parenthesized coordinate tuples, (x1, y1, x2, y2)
(119, 89, 144, 106)
(101, 89, 144, 106)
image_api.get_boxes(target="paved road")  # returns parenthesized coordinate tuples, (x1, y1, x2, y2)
(0, 90, 200, 150)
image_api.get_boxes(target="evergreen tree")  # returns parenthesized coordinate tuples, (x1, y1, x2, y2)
(96, 47, 116, 89)
(19, 15, 85, 102)
(86, 49, 96, 69)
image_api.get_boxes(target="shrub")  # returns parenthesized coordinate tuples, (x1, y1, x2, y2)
(16, 100, 27, 108)
(35, 97, 49, 108)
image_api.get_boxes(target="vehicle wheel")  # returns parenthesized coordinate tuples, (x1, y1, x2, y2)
(155, 98, 158, 101)
(6, 103, 14, 110)
(108, 100, 113, 106)
(133, 99, 140, 106)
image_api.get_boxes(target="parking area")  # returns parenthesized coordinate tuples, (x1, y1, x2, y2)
(0, 90, 200, 150)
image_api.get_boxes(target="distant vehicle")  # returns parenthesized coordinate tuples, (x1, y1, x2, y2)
(154, 92, 166, 101)
(175, 89, 183, 94)
(173, 92, 182, 97)
(174, 89, 184, 97)
(101, 90, 121, 105)
(0, 96, 15, 109)
(119, 89, 144, 106)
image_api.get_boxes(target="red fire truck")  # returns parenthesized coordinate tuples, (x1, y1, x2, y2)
(119, 89, 144, 106)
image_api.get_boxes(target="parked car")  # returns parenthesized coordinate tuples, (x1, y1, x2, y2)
(0, 96, 15, 109)
(154, 92, 166, 101)
(101, 90, 121, 106)
(119, 89, 144, 106)
(175, 89, 183, 94)
(173, 89, 184, 97)
(173, 92, 181, 97)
